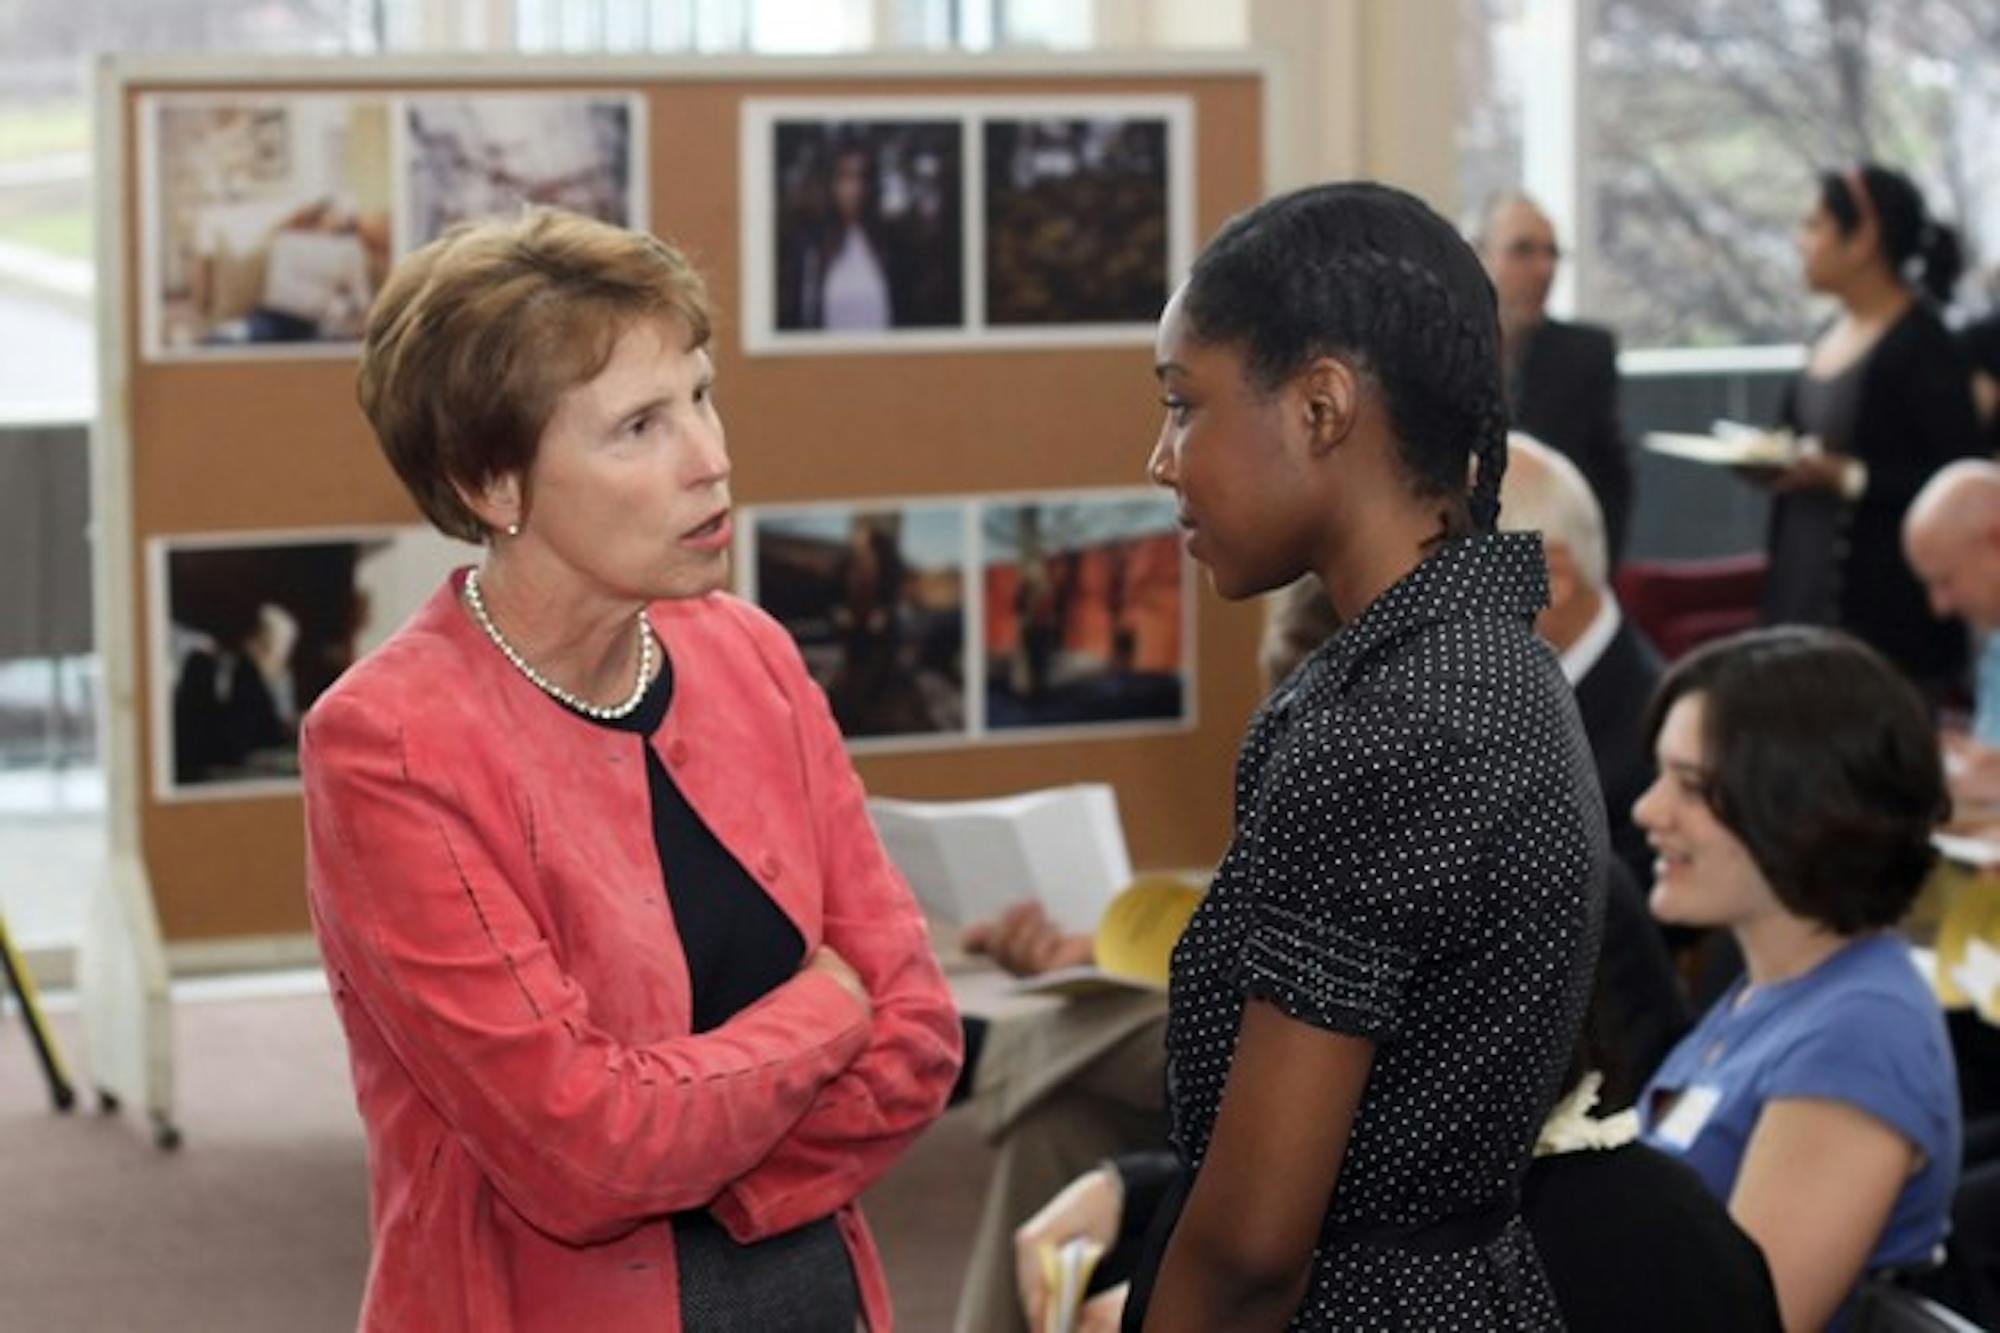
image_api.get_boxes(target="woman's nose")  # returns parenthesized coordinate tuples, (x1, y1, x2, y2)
(1632, 775, 1665, 831)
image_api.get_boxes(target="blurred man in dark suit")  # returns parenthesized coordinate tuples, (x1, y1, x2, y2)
(1499, 432, 1685, 1096)
(1479, 192, 1635, 565)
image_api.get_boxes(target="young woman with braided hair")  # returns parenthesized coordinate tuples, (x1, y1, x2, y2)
(1122, 181, 1606, 1329)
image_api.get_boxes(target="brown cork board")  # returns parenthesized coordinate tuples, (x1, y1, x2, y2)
(118, 66, 1266, 942)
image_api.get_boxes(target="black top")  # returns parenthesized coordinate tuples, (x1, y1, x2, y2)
(580, 653, 857, 1332)
(1510, 318, 1634, 564)
(1523, 1143, 1783, 1332)
(1127, 534, 1606, 1330)
(1765, 360, 1868, 630)
(1766, 304, 1982, 693)
(596, 658, 803, 1033)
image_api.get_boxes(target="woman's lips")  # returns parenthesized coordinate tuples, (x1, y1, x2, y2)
(681, 509, 732, 552)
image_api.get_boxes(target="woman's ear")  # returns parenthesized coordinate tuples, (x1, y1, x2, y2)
(455, 471, 523, 538)
(1299, 357, 1361, 456)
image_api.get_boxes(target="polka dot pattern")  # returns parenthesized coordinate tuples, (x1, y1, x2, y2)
(1164, 533, 1607, 1329)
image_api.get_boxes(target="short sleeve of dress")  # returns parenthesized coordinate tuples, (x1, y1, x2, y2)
(1235, 694, 1489, 1043)
(1763, 987, 1956, 1165)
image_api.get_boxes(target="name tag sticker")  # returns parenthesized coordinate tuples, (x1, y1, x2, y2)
(1654, 1084, 1722, 1150)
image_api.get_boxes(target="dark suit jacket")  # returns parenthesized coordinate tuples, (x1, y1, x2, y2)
(1510, 318, 1633, 563)
(1574, 615, 1686, 1102)
(1574, 614, 1662, 894)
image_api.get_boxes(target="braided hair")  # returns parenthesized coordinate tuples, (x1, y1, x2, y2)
(1178, 182, 1509, 536)
(1822, 164, 1963, 305)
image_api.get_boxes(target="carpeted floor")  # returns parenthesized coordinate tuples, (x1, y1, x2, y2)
(0, 987, 993, 1331)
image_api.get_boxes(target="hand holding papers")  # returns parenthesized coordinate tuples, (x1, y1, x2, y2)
(1035, 1238, 1108, 1333)
(1015, 1165, 1124, 1333)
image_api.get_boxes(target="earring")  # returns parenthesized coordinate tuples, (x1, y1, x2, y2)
(504, 522, 521, 538)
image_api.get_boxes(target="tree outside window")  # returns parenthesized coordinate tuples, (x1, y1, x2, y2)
(1589, 0, 2000, 348)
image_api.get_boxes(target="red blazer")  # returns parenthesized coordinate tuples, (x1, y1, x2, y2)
(302, 573, 962, 1331)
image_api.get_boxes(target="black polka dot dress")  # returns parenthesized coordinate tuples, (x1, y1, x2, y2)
(1136, 533, 1607, 1330)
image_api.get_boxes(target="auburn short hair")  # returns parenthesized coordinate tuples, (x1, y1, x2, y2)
(357, 209, 714, 542)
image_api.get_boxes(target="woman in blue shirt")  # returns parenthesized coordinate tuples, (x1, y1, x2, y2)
(1635, 626, 1960, 1330)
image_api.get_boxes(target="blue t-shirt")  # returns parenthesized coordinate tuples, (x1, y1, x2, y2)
(1974, 631, 2000, 748)
(1639, 934, 1959, 1317)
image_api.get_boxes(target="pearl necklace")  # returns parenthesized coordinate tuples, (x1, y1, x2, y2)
(463, 566, 655, 721)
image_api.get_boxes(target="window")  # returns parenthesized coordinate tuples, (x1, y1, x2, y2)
(0, 0, 400, 798)
(1456, 0, 1529, 237)
(1588, 0, 2000, 348)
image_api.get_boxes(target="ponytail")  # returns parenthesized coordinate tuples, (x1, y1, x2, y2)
(1918, 220, 1964, 306)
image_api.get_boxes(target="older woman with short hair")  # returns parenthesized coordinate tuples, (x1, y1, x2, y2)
(1635, 626, 1959, 1331)
(303, 208, 961, 1333)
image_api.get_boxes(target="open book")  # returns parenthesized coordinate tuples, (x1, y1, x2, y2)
(868, 784, 1134, 935)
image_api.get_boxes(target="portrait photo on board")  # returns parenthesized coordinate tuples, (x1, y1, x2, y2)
(981, 493, 1188, 732)
(767, 116, 965, 337)
(144, 95, 392, 358)
(400, 92, 642, 249)
(983, 112, 1179, 327)
(152, 526, 476, 798)
(746, 502, 970, 743)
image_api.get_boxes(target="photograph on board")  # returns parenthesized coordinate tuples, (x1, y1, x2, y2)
(401, 93, 641, 248)
(145, 95, 392, 357)
(154, 527, 476, 796)
(983, 113, 1178, 327)
(981, 494, 1187, 731)
(748, 502, 969, 741)
(768, 117, 965, 336)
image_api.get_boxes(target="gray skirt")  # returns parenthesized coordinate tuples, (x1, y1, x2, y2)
(675, 1210, 859, 1332)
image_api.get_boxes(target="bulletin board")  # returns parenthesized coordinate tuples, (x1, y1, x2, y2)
(93, 53, 1270, 962)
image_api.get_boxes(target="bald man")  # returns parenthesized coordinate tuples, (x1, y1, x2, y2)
(1478, 193, 1634, 563)
(1906, 462, 2000, 806)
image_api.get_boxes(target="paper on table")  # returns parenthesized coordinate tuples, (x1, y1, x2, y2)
(1933, 831, 2000, 868)
(868, 784, 1132, 934)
